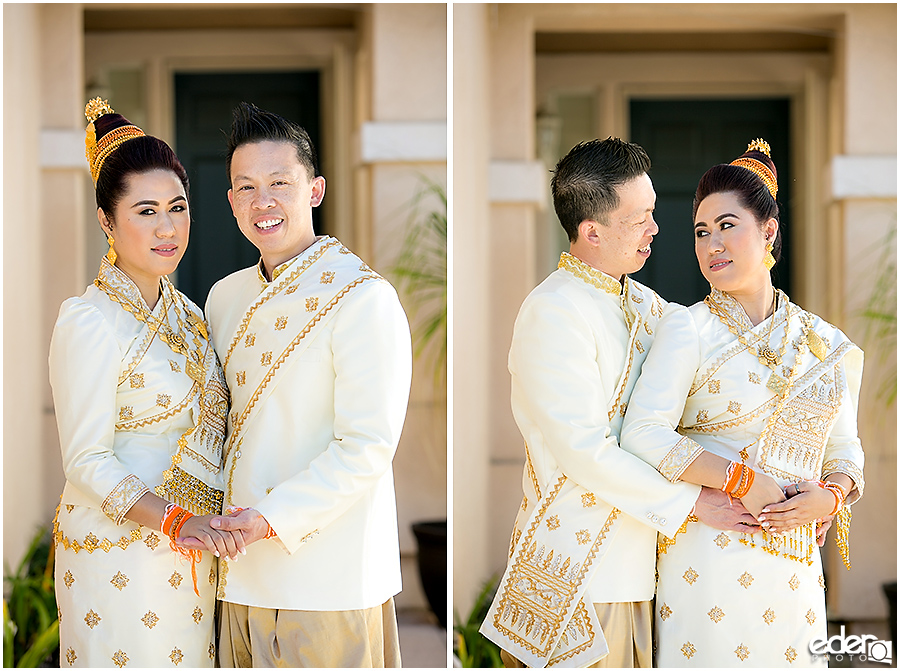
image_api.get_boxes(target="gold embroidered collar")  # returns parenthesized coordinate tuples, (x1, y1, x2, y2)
(95, 256, 165, 314)
(257, 257, 293, 287)
(256, 237, 330, 289)
(95, 257, 210, 381)
(558, 252, 622, 296)
(705, 286, 788, 336)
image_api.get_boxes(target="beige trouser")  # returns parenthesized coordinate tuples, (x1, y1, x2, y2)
(500, 601, 653, 668)
(218, 598, 401, 668)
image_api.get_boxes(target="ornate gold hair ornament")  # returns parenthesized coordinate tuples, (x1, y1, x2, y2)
(730, 138, 778, 199)
(84, 97, 145, 184)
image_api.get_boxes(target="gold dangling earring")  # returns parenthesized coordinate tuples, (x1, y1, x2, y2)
(106, 233, 117, 264)
(763, 240, 775, 271)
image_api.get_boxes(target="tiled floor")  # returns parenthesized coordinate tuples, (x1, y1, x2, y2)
(398, 608, 448, 668)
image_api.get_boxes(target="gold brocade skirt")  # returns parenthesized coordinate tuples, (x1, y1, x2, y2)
(54, 504, 217, 668)
(654, 521, 827, 668)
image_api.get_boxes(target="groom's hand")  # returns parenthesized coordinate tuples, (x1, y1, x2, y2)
(692, 486, 760, 533)
(210, 507, 271, 545)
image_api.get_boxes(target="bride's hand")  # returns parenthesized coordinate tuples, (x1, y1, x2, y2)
(757, 481, 836, 533)
(738, 470, 785, 518)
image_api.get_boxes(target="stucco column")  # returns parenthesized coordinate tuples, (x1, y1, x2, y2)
(485, 5, 543, 578)
(365, 2, 448, 613)
(3, 3, 46, 571)
(40, 3, 86, 537)
(452, 3, 492, 618)
(828, 4, 897, 622)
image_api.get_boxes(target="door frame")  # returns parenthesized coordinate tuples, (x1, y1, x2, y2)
(85, 28, 357, 249)
(535, 51, 833, 316)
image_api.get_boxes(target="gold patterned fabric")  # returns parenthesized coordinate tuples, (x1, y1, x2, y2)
(557, 252, 623, 296)
(481, 259, 701, 666)
(205, 236, 411, 611)
(501, 601, 652, 668)
(49, 259, 226, 666)
(54, 505, 216, 667)
(621, 290, 864, 666)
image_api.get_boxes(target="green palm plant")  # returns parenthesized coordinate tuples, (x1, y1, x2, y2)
(391, 177, 447, 389)
(859, 222, 896, 404)
(3, 527, 59, 667)
(453, 576, 503, 667)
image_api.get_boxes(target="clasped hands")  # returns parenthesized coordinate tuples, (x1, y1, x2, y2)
(756, 478, 836, 545)
(695, 473, 834, 547)
(174, 508, 271, 560)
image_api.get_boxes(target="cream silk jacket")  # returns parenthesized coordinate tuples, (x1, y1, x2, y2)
(205, 237, 412, 611)
(481, 253, 700, 667)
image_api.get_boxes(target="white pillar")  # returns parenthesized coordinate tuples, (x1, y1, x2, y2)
(452, 3, 492, 618)
(3, 3, 46, 571)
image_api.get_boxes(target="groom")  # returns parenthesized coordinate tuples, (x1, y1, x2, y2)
(193, 102, 411, 667)
(480, 138, 758, 668)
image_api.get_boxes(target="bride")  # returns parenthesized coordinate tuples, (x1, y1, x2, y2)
(621, 139, 864, 667)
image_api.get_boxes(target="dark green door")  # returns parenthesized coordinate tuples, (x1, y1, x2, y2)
(629, 99, 791, 306)
(174, 71, 321, 305)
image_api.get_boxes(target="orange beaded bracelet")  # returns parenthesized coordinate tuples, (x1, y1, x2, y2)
(160, 503, 201, 596)
(732, 466, 755, 499)
(722, 461, 754, 499)
(818, 480, 845, 516)
(161, 504, 194, 542)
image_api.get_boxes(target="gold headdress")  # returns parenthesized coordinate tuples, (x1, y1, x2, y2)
(729, 138, 778, 199)
(84, 97, 145, 184)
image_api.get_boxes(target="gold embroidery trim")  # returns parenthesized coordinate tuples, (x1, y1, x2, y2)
(758, 341, 856, 475)
(223, 239, 340, 372)
(154, 466, 224, 516)
(101, 474, 149, 524)
(609, 314, 641, 421)
(658, 436, 704, 482)
(822, 458, 865, 499)
(115, 381, 198, 431)
(558, 251, 621, 296)
(658, 514, 698, 556)
(491, 473, 619, 660)
(689, 314, 789, 397)
(523, 442, 542, 500)
(547, 600, 600, 665)
(217, 556, 229, 599)
(688, 396, 778, 434)
(224, 275, 380, 465)
(116, 309, 157, 385)
(53, 509, 145, 555)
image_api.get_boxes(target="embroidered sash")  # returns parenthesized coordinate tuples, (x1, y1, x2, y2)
(750, 311, 862, 567)
(481, 277, 663, 667)
(153, 321, 228, 516)
(221, 239, 382, 504)
(94, 258, 228, 516)
(684, 291, 863, 567)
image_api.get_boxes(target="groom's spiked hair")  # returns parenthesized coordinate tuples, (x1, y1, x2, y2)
(226, 102, 318, 182)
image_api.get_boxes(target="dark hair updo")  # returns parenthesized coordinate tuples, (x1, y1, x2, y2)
(93, 114, 189, 217)
(692, 148, 781, 263)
